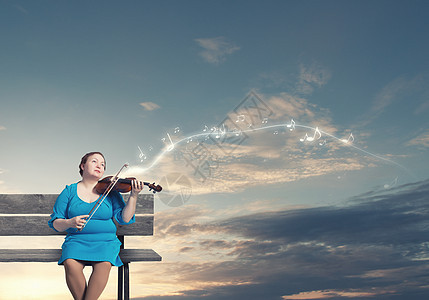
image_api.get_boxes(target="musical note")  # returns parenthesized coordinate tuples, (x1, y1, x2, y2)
(308, 127, 321, 142)
(273, 130, 279, 135)
(235, 115, 246, 123)
(384, 177, 398, 189)
(341, 133, 354, 144)
(319, 139, 326, 146)
(149, 145, 153, 151)
(300, 133, 309, 142)
(286, 119, 295, 131)
(137, 146, 146, 162)
(218, 124, 226, 138)
(232, 129, 242, 136)
(162, 133, 175, 151)
(204, 125, 227, 139)
(300, 127, 321, 142)
(174, 127, 180, 134)
(186, 137, 193, 143)
(202, 125, 209, 132)
(262, 118, 268, 124)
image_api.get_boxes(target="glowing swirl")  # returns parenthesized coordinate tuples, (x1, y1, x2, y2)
(133, 120, 413, 178)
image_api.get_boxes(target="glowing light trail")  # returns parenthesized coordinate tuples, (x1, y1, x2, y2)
(134, 120, 413, 177)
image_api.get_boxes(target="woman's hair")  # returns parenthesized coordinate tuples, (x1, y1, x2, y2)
(79, 151, 106, 176)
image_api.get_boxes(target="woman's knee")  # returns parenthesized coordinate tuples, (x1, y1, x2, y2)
(92, 261, 112, 273)
(64, 259, 85, 273)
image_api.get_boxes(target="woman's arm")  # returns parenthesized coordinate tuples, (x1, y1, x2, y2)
(121, 179, 143, 223)
(53, 215, 89, 232)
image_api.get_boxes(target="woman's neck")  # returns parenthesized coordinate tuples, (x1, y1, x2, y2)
(79, 177, 99, 191)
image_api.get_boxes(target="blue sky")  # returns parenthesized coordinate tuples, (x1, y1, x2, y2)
(1, 0, 429, 299)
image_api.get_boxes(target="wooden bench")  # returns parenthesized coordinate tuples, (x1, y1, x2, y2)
(0, 193, 161, 300)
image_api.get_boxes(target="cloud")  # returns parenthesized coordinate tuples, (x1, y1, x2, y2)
(131, 179, 429, 299)
(127, 133, 367, 197)
(126, 91, 386, 197)
(407, 129, 429, 148)
(282, 289, 380, 299)
(139, 101, 161, 111)
(414, 99, 429, 115)
(357, 75, 425, 127)
(295, 63, 331, 95)
(0, 126, 6, 131)
(195, 37, 240, 65)
(216, 179, 429, 246)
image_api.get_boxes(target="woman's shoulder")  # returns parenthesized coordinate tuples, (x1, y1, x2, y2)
(60, 182, 79, 195)
(55, 182, 79, 204)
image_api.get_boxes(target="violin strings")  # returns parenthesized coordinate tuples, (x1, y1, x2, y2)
(82, 176, 119, 228)
(87, 178, 116, 217)
(80, 164, 128, 231)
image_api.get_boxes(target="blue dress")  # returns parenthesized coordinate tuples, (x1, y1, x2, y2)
(48, 182, 135, 266)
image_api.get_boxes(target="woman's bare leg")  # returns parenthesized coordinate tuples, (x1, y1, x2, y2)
(64, 259, 87, 300)
(84, 261, 112, 300)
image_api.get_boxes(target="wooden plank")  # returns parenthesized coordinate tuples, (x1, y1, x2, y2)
(0, 249, 62, 262)
(0, 216, 153, 236)
(0, 194, 154, 214)
(117, 217, 154, 236)
(0, 249, 162, 262)
(0, 194, 57, 214)
(120, 249, 162, 262)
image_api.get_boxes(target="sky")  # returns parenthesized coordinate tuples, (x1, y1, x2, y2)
(0, 0, 429, 299)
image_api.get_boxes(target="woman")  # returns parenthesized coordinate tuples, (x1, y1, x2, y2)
(48, 152, 143, 300)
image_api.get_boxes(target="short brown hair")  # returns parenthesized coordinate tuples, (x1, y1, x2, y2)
(79, 152, 106, 176)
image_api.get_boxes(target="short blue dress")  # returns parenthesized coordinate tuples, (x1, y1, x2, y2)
(48, 182, 135, 266)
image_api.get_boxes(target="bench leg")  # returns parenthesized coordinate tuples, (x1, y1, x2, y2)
(118, 235, 125, 300)
(118, 265, 124, 300)
(124, 262, 130, 300)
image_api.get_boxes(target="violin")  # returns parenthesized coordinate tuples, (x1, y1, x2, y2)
(95, 176, 162, 194)
(80, 164, 162, 232)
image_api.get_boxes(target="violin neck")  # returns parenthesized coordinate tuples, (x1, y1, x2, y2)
(117, 178, 150, 186)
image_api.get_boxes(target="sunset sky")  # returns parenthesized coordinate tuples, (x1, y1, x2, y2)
(1, 0, 429, 299)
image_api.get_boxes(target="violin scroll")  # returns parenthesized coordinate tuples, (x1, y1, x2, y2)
(147, 182, 162, 194)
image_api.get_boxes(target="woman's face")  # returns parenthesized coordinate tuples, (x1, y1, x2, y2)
(81, 153, 105, 179)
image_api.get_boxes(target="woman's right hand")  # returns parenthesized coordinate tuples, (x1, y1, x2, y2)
(68, 215, 89, 230)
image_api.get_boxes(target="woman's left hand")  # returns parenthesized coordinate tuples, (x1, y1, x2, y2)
(130, 179, 144, 196)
